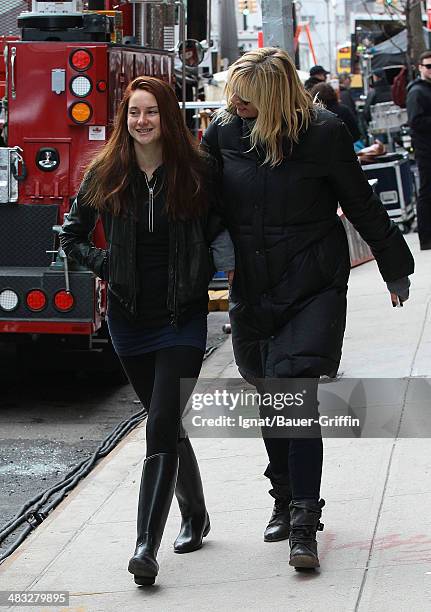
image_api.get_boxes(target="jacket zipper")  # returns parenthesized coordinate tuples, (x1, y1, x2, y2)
(130, 213, 137, 315)
(170, 222, 179, 328)
(143, 172, 157, 233)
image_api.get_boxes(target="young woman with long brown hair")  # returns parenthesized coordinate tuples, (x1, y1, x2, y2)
(60, 76, 234, 585)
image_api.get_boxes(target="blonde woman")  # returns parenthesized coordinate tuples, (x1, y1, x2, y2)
(202, 48, 413, 569)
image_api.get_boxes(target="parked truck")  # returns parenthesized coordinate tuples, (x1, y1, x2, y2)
(0, 0, 176, 376)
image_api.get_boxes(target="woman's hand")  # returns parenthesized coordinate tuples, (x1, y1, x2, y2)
(386, 277, 410, 308)
(390, 292, 407, 308)
(227, 270, 235, 287)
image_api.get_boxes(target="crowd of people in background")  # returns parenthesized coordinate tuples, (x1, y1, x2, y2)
(304, 64, 362, 148)
(309, 82, 360, 143)
(302, 54, 431, 250)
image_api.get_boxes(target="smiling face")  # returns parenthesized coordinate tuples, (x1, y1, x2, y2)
(127, 89, 161, 148)
(230, 93, 259, 119)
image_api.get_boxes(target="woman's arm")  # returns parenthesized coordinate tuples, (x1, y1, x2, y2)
(327, 120, 414, 283)
(59, 177, 108, 279)
(210, 229, 235, 272)
(201, 125, 235, 273)
(201, 119, 223, 170)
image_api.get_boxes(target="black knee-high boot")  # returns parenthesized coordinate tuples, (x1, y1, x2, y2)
(128, 453, 179, 585)
(173, 438, 210, 553)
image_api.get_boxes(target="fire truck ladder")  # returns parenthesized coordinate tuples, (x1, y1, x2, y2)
(294, 22, 317, 66)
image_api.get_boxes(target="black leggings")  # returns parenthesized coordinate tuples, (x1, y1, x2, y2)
(119, 346, 204, 457)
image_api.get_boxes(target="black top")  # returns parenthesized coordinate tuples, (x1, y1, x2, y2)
(407, 78, 431, 159)
(108, 167, 172, 327)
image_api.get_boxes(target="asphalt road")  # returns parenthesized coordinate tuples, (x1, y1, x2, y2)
(0, 311, 230, 548)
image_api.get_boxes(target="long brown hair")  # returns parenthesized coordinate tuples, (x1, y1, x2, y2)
(82, 76, 209, 218)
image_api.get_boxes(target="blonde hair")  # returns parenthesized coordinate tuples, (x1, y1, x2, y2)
(218, 47, 315, 166)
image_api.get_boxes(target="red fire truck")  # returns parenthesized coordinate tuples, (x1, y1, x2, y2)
(0, 0, 177, 375)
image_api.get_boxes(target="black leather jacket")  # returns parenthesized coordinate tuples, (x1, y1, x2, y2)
(59, 172, 230, 325)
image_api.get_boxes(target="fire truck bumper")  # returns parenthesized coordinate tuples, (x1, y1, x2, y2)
(0, 267, 97, 335)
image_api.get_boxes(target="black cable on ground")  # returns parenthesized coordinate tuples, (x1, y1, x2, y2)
(0, 344, 218, 564)
(0, 406, 147, 563)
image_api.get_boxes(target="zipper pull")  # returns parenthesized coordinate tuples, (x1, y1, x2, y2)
(148, 187, 154, 232)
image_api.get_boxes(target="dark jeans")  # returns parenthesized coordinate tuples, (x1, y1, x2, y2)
(258, 378, 323, 500)
(417, 157, 431, 248)
(262, 437, 323, 500)
(120, 346, 204, 457)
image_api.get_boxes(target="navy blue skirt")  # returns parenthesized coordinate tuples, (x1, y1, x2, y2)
(107, 312, 207, 357)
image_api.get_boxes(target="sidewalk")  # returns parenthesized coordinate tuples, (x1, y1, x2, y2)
(1, 233, 430, 612)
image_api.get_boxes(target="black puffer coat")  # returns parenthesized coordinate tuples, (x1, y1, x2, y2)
(202, 109, 414, 380)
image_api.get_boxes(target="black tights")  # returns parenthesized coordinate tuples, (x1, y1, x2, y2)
(119, 346, 204, 457)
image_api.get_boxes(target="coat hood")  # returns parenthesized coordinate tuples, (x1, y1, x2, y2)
(407, 77, 431, 92)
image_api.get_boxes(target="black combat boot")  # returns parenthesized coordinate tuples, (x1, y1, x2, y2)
(289, 498, 325, 569)
(128, 453, 179, 585)
(263, 483, 292, 542)
(173, 437, 210, 553)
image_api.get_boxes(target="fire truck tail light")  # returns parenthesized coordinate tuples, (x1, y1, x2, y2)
(54, 290, 75, 312)
(70, 49, 93, 71)
(70, 101, 93, 124)
(70, 75, 92, 97)
(96, 80, 107, 92)
(26, 290, 47, 312)
(0, 289, 19, 312)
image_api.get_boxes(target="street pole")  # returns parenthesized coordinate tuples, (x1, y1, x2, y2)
(186, 0, 208, 40)
(219, 0, 239, 66)
(261, 0, 294, 58)
(325, 0, 332, 74)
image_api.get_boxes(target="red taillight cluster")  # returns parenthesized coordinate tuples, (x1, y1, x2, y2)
(0, 288, 76, 313)
(67, 45, 107, 129)
(20, 290, 74, 313)
(69, 49, 93, 124)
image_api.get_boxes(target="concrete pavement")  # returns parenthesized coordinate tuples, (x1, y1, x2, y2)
(0, 233, 430, 612)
